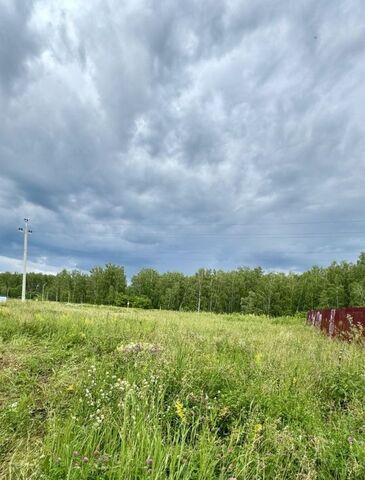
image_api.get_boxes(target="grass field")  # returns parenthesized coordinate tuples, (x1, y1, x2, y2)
(0, 301, 364, 479)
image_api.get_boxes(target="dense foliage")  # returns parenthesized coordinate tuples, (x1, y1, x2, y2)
(0, 302, 364, 479)
(1, 253, 365, 315)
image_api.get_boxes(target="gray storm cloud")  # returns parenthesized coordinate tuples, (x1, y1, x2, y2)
(0, 0, 364, 275)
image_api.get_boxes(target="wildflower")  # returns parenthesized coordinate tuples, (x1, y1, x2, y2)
(82, 456, 89, 464)
(73, 451, 80, 457)
(347, 436, 354, 445)
(66, 384, 76, 392)
(146, 457, 153, 467)
(93, 449, 100, 457)
(228, 477, 237, 480)
(175, 399, 186, 423)
(117, 342, 162, 355)
(254, 423, 263, 434)
(254, 353, 263, 366)
(115, 379, 129, 391)
(219, 406, 230, 418)
(9, 402, 18, 409)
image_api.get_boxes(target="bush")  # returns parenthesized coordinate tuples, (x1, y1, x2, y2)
(115, 293, 152, 309)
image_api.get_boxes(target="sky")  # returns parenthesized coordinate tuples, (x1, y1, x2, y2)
(0, 0, 365, 276)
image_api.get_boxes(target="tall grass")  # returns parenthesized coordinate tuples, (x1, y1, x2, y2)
(0, 301, 364, 479)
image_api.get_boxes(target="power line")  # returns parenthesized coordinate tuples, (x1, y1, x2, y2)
(30, 219, 365, 228)
(27, 231, 365, 238)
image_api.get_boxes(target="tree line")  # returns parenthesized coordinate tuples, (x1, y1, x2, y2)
(1, 254, 365, 315)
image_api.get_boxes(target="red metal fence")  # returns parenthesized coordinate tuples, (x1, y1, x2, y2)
(307, 307, 365, 338)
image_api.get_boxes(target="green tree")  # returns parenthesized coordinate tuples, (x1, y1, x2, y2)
(131, 269, 161, 308)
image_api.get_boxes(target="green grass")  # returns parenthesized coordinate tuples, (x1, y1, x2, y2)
(0, 301, 364, 479)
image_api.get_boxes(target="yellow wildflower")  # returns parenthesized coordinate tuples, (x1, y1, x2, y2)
(254, 423, 263, 434)
(175, 399, 186, 423)
(66, 384, 76, 392)
(254, 353, 263, 365)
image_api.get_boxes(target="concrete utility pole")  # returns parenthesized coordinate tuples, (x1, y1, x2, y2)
(18, 218, 32, 302)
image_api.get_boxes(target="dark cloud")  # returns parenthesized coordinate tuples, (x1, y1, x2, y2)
(0, 0, 41, 93)
(0, 0, 365, 275)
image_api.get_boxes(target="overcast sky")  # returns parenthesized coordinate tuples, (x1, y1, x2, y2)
(1, 0, 365, 276)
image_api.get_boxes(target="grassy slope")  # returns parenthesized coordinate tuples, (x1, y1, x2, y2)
(0, 301, 364, 480)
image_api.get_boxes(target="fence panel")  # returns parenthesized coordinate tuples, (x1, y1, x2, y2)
(307, 307, 365, 338)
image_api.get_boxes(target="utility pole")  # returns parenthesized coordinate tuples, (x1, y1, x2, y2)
(18, 218, 32, 302)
